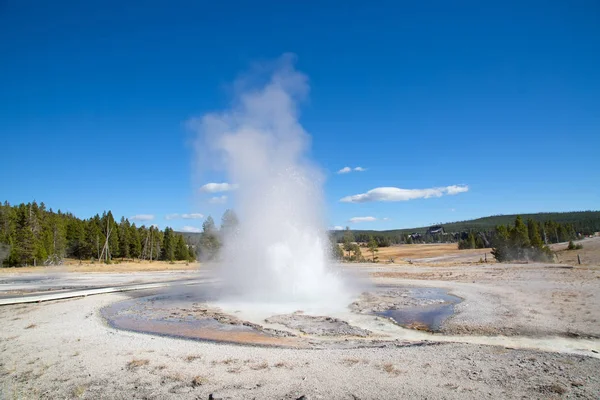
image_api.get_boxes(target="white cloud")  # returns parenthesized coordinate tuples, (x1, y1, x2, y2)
(181, 213, 204, 219)
(208, 195, 228, 204)
(199, 182, 239, 193)
(130, 214, 155, 221)
(337, 166, 366, 174)
(340, 185, 469, 203)
(349, 216, 377, 223)
(166, 213, 204, 220)
(329, 225, 344, 230)
(382, 217, 391, 221)
(180, 226, 202, 233)
(446, 185, 469, 195)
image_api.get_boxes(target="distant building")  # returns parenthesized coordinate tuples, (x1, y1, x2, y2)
(426, 226, 445, 235)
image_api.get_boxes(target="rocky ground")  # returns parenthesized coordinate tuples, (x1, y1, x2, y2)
(1, 241, 600, 399)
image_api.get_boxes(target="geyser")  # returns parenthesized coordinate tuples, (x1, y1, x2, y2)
(192, 54, 351, 313)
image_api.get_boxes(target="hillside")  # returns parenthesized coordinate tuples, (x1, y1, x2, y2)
(331, 211, 600, 239)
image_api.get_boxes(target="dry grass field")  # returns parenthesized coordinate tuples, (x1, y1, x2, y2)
(552, 237, 600, 265)
(0, 260, 199, 274)
(357, 243, 491, 264)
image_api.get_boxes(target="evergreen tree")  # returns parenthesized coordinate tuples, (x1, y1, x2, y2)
(119, 217, 131, 260)
(174, 234, 189, 261)
(527, 218, 544, 249)
(129, 223, 142, 259)
(330, 236, 344, 260)
(220, 209, 239, 236)
(199, 216, 220, 260)
(342, 227, 355, 259)
(367, 235, 379, 262)
(161, 227, 175, 261)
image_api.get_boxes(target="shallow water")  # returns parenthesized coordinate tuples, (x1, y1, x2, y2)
(376, 287, 462, 331)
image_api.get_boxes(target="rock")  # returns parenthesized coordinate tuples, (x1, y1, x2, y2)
(571, 379, 584, 387)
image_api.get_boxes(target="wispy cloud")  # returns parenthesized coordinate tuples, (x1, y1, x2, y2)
(349, 216, 376, 223)
(337, 166, 366, 174)
(180, 226, 201, 233)
(340, 185, 469, 203)
(182, 213, 204, 219)
(208, 195, 228, 204)
(199, 182, 239, 193)
(445, 185, 469, 195)
(382, 217, 391, 221)
(329, 225, 344, 230)
(130, 214, 155, 221)
(166, 213, 204, 220)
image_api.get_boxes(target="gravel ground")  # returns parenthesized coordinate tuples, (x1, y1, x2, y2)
(1, 294, 599, 399)
(1, 254, 600, 399)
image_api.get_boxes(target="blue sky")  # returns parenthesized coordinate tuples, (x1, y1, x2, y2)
(1, 1, 599, 231)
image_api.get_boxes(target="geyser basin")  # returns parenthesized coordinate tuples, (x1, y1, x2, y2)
(101, 288, 304, 347)
(102, 285, 463, 348)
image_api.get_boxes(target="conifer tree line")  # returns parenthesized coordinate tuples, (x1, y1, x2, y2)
(331, 211, 600, 245)
(490, 215, 579, 262)
(0, 201, 196, 267)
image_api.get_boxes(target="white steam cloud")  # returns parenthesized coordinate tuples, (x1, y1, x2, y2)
(190, 54, 350, 312)
(340, 185, 469, 203)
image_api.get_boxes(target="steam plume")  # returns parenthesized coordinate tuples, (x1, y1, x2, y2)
(190, 54, 349, 311)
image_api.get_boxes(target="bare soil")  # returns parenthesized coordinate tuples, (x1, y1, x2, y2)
(0, 237, 599, 399)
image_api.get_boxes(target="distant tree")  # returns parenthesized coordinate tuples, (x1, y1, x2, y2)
(220, 209, 239, 236)
(329, 236, 344, 260)
(511, 216, 530, 248)
(527, 218, 544, 249)
(129, 223, 142, 259)
(342, 227, 355, 259)
(199, 216, 220, 260)
(203, 216, 216, 234)
(367, 236, 379, 262)
(119, 217, 131, 260)
(161, 227, 175, 262)
(174, 234, 189, 261)
(351, 243, 362, 261)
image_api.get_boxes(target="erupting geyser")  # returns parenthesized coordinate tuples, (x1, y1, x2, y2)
(192, 54, 352, 313)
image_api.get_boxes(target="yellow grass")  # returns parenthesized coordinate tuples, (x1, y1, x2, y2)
(360, 243, 488, 260)
(0, 260, 199, 274)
